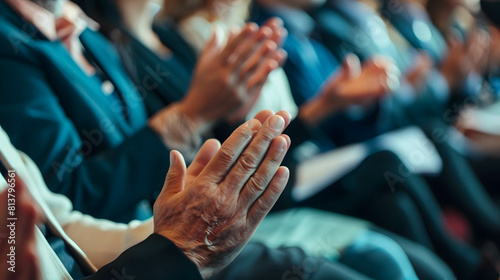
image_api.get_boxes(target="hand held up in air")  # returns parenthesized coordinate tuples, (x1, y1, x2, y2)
(153, 110, 292, 279)
(300, 54, 399, 125)
(180, 21, 287, 125)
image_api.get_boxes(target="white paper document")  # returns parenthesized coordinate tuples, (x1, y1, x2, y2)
(293, 126, 443, 201)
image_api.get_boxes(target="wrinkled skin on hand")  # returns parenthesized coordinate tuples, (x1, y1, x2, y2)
(0, 179, 42, 280)
(154, 110, 292, 279)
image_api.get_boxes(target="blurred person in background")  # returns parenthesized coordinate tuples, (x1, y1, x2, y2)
(381, 0, 500, 240)
(250, 0, 500, 278)
(313, 0, 500, 276)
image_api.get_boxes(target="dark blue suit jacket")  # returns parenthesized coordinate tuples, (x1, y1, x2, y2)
(0, 0, 170, 222)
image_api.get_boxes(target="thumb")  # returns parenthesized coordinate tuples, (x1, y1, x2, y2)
(200, 31, 219, 61)
(163, 150, 187, 196)
(341, 53, 361, 80)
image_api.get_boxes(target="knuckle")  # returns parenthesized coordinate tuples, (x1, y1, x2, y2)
(239, 152, 260, 171)
(259, 129, 277, 143)
(218, 147, 235, 165)
(247, 174, 268, 192)
(268, 152, 283, 166)
(254, 196, 272, 212)
(234, 126, 253, 141)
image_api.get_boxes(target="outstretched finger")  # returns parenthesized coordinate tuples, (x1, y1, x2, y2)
(229, 27, 273, 71)
(219, 23, 259, 63)
(199, 119, 262, 182)
(247, 166, 289, 228)
(198, 31, 220, 64)
(187, 139, 222, 178)
(237, 40, 277, 82)
(238, 135, 289, 209)
(245, 58, 278, 92)
(262, 17, 287, 47)
(253, 110, 275, 124)
(221, 112, 291, 195)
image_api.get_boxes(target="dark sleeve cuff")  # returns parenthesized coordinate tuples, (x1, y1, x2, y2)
(85, 234, 202, 280)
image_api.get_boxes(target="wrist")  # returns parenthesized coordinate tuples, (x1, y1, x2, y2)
(177, 100, 206, 129)
(148, 103, 210, 160)
(156, 230, 214, 279)
(154, 231, 209, 279)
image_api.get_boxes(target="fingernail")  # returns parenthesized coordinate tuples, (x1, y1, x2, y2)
(274, 17, 284, 26)
(268, 115, 284, 131)
(282, 134, 291, 149)
(248, 119, 261, 131)
(274, 137, 286, 152)
(278, 167, 290, 180)
(170, 151, 176, 166)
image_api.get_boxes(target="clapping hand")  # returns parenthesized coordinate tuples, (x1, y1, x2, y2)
(153, 110, 292, 279)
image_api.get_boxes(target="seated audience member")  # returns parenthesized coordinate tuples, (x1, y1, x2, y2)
(351, 0, 500, 242)
(250, 0, 479, 276)
(0, 0, 285, 222)
(379, 0, 500, 239)
(249, 2, 400, 146)
(314, 0, 500, 253)
(0, 112, 431, 280)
